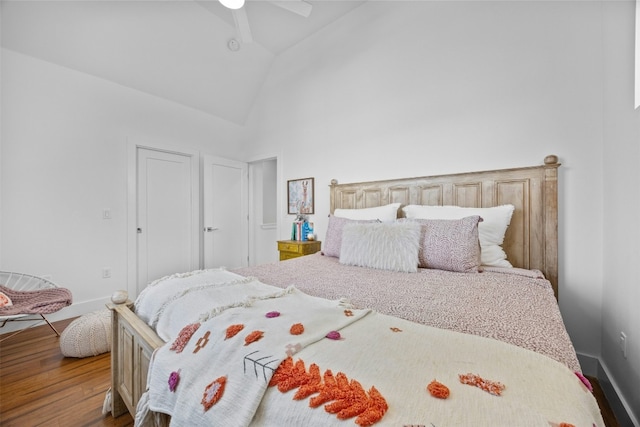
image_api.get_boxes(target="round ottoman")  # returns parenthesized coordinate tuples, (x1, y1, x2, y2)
(60, 309, 111, 358)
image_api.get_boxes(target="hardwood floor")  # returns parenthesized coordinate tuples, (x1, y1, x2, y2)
(588, 374, 621, 427)
(0, 318, 133, 427)
(0, 318, 620, 427)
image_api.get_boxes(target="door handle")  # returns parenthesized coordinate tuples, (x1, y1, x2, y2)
(204, 227, 219, 232)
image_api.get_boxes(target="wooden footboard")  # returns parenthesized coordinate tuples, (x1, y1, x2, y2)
(107, 301, 164, 418)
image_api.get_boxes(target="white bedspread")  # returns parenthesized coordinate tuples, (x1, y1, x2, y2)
(136, 270, 604, 427)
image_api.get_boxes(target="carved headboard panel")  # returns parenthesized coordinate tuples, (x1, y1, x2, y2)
(330, 156, 561, 299)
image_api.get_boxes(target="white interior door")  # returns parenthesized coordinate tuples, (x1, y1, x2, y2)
(203, 155, 248, 269)
(137, 148, 199, 294)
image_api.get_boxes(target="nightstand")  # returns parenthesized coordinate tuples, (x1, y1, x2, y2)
(277, 240, 322, 261)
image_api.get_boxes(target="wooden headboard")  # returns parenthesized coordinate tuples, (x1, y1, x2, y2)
(330, 155, 561, 299)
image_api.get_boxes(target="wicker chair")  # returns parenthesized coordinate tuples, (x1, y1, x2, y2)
(0, 271, 71, 342)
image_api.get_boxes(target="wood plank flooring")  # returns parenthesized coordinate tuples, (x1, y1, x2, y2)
(0, 318, 620, 427)
(0, 318, 132, 427)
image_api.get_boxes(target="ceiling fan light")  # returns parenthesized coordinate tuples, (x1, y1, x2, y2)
(220, 0, 245, 10)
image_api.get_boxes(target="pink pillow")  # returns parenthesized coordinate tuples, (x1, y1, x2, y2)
(0, 291, 13, 307)
(409, 216, 482, 273)
(323, 215, 378, 258)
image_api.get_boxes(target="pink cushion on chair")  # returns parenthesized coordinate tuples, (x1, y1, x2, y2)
(0, 285, 72, 315)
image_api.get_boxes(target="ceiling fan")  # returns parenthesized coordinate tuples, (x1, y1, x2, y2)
(220, 0, 313, 43)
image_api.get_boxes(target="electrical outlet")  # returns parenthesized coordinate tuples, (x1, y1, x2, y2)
(102, 268, 112, 279)
(619, 332, 627, 359)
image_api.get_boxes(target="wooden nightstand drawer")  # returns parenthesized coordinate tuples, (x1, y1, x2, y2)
(277, 240, 321, 260)
(278, 242, 303, 254)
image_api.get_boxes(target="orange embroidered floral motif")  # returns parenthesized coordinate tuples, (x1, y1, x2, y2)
(344, 310, 354, 317)
(290, 323, 304, 335)
(277, 359, 308, 392)
(458, 373, 505, 396)
(427, 380, 450, 399)
(309, 370, 341, 407)
(355, 387, 388, 427)
(559, 423, 575, 427)
(390, 327, 402, 333)
(201, 376, 226, 411)
(269, 356, 293, 387)
(294, 363, 322, 400)
(225, 324, 244, 340)
(327, 379, 367, 418)
(269, 357, 388, 426)
(244, 330, 264, 346)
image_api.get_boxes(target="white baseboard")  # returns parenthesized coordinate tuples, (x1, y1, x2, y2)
(0, 297, 111, 334)
(577, 353, 638, 427)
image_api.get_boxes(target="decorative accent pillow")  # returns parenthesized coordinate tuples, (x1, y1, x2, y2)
(323, 215, 379, 258)
(0, 291, 13, 307)
(402, 204, 515, 268)
(339, 221, 421, 273)
(334, 203, 401, 222)
(407, 216, 482, 273)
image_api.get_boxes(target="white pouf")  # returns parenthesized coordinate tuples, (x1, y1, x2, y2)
(60, 309, 111, 358)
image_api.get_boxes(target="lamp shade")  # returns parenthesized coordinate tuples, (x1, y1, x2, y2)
(220, 0, 245, 10)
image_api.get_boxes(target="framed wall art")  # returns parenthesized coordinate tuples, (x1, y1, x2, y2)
(287, 177, 314, 215)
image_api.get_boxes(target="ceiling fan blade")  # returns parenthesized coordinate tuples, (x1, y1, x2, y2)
(232, 8, 253, 43)
(267, 0, 312, 18)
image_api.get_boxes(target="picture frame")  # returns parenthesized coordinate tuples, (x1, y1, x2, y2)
(287, 177, 314, 215)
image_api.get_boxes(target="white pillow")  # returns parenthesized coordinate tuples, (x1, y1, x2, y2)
(402, 204, 515, 268)
(334, 203, 400, 222)
(339, 221, 421, 273)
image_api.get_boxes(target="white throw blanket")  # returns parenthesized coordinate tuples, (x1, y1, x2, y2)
(145, 286, 370, 426)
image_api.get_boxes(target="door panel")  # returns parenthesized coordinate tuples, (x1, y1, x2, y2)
(137, 148, 198, 294)
(203, 156, 248, 269)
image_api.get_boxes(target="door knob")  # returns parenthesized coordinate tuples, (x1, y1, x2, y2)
(204, 227, 219, 232)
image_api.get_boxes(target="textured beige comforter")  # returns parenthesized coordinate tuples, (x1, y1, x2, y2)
(234, 253, 580, 372)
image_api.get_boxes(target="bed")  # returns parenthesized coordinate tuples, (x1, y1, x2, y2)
(106, 155, 605, 426)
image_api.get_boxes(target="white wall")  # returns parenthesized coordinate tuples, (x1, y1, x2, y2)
(245, 0, 604, 353)
(244, 2, 640, 421)
(1, 48, 248, 321)
(602, 1, 640, 423)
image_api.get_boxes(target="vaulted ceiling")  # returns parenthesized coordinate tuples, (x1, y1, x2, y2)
(1, 0, 366, 124)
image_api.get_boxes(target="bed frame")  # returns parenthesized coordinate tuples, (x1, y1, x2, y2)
(330, 154, 560, 298)
(107, 155, 560, 419)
